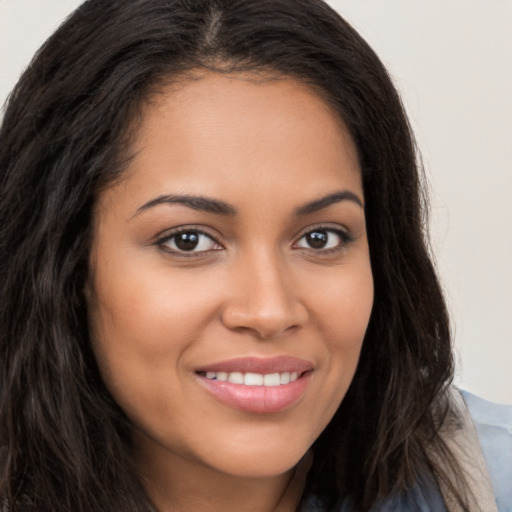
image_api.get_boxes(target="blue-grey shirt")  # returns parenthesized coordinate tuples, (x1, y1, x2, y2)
(462, 390, 512, 512)
(303, 390, 512, 511)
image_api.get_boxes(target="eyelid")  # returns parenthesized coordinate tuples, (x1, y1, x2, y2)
(152, 223, 355, 257)
(155, 225, 224, 256)
(292, 224, 355, 251)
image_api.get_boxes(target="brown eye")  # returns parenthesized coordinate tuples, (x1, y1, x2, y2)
(295, 228, 352, 251)
(305, 230, 329, 249)
(175, 232, 200, 251)
(160, 230, 220, 253)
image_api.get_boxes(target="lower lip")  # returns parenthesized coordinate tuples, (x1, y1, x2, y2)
(196, 373, 311, 414)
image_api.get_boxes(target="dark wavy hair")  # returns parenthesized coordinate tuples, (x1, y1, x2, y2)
(0, 0, 469, 510)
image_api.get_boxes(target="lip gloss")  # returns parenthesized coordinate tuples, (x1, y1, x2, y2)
(195, 356, 313, 413)
(196, 372, 311, 413)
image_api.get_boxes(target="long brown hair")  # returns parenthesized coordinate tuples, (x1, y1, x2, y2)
(1, 0, 468, 510)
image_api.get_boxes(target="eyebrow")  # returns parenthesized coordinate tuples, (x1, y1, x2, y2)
(135, 195, 237, 217)
(294, 190, 363, 216)
(134, 189, 363, 218)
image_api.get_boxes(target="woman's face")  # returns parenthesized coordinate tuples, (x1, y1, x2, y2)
(87, 73, 373, 482)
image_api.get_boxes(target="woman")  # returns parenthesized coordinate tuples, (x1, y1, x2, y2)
(0, 1, 508, 511)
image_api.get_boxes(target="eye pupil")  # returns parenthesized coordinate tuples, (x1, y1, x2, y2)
(175, 232, 199, 251)
(307, 230, 328, 249)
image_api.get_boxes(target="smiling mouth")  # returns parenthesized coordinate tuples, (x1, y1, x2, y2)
(194, 357, 313, 413)
(197, 370, 301, 386)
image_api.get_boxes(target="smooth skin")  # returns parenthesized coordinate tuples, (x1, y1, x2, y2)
(87, 72, 374, 512)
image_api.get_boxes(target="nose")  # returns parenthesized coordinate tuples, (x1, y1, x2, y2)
(221, 251, 308, 339)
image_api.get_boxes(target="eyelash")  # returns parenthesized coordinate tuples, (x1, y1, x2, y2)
(155, 225, 355, 257)
(156, 227, 222, 257)
(293, 226, 355, 254)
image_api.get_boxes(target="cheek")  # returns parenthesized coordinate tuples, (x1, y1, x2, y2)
(87, 281, 194, 433)
(300, 260, 373, 422)
(86, 254, 230, 422)
(310, 261, 374, 350)
(88, 253, 217, 358)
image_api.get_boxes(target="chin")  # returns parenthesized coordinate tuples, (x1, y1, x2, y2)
(213, 452, 305, 479)
(199, 429, 314, 479)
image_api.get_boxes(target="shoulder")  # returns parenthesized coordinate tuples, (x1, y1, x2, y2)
(303, 388, 512, 512)
(461, 389, 512, 512)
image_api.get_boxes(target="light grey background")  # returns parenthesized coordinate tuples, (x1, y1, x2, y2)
(1, 0, 511, 403)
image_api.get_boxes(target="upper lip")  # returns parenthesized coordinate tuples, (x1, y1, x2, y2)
(195, 356, 314, 375)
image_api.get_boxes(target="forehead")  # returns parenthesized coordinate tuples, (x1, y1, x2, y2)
(100, 71, 362, 213)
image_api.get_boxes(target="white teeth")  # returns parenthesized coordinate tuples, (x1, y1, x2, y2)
(244, 373, 264, 386)
(263, 373, 280, 386)
(227, 372, 244, 384)
(280, 372, 290, 385)
(203, 371, 301, 386)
